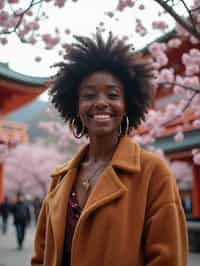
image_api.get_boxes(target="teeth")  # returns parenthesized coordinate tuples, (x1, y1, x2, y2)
(93, 114, 111, 119)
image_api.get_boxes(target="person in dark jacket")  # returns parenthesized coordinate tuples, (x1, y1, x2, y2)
(33, 197, 42, 224)
(12, 193, 31, 250)
(0, 196, 10, 234)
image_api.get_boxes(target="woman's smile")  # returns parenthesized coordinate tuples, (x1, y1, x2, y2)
(88, 113, 113, 122)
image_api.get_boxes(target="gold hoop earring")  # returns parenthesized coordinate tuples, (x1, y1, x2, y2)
(119, 116, 129, 136)
(119, 123, 122, 136)
(72, 118, 85, 139)
(125, 116, 129, 135)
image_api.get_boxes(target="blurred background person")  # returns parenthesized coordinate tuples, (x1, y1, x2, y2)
(11, 192, 31, 250)
(0, 196, 11, 234)
(32, 197, 42, 225)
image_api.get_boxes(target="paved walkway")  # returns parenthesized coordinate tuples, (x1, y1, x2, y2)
(0, 219, 35, 266)
(0, 219, 200, 266)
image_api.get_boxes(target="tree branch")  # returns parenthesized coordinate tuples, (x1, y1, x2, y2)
(154, 0, 200, 39)
(179, 0, 197, 31)
(159, 81, 200, 93)
(160, 91, 198, 128)
(1, 0, 43, 36)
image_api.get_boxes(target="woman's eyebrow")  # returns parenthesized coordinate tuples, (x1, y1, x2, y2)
(106, 83, 121, 87)
(82, 84, 96, 89)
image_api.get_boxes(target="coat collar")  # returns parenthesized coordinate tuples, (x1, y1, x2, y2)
(47, 135, 141, 265)
(51, 135, 141, 178)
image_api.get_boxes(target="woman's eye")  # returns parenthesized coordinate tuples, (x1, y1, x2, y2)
(83, 93, 96, 99)
(108, 93, 119, 99)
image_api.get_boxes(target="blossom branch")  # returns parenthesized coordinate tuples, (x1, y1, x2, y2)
(154, 0, 200, 39)
(159, 81, 200, 93)
(179, 0, 197, 31)
(1, 0, 43, 35)
(160, 91, 198, 127)
(181, 91, 198, 112)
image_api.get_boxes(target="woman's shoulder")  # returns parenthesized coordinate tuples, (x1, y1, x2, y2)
(50, 160, 72, 178)
(46, 160, 72, 193)
(140, 147, 173, 178)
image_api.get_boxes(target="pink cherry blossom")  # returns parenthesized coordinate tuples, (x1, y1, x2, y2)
(117, 1, 126, 11)
(135, 19, 147, 36)
(0, 11, 10, 27)
(167, 38, 182, 48)
(42, 34, 60, 49)
(8, 0, 19, 3)
(0, 37, 8, 45)
(152, 20, 168, 31)
(192, 119, 200, 128)
(54, 0, 67, 8)
(156, 68, 175, 84)
(155, 52, 169, 67)
(35, 56, 42, 62)
(4, 142, 65, 197)
(190, 36, 200, 44)
(174, 131, 184, 143)
(0, 0, 4, 9)
(126, 0, 135, 8)
(170, 161, 192, 181)
(28, 35, 37, 45)
(27, 10, 33, 16)
(183, 76, 199, 90)
(176, 22, 190, 36)
(193, 153, 200, 165)
(185, 65, 199, 76)
(138, 4, 145, 10)
(0, 144, 9, 163)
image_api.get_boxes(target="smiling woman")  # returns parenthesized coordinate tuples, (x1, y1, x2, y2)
(31, 32, 188, 266)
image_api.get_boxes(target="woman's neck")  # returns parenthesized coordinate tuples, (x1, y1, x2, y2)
(86, 133, 120, 164)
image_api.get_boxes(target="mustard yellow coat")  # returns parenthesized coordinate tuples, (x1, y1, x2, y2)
(31, 136, 188, 266)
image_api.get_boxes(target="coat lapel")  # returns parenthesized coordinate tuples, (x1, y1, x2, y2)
(83, 165, 127, 214)
(79, 135, 141, 219)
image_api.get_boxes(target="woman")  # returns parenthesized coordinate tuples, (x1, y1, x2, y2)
(31, 32, 188, 266)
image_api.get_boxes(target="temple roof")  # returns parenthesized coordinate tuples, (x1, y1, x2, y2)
(0, 62, 49, 86)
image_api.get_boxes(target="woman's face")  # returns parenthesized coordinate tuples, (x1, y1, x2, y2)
(78, 71, 126, 138)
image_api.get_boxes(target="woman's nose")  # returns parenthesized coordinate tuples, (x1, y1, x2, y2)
(94, 94, 109, 108)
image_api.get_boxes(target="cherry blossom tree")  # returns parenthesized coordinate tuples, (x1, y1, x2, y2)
(4, 141, 65, 198)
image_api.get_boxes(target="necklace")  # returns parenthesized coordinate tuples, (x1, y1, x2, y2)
(81, 161, 109, 192)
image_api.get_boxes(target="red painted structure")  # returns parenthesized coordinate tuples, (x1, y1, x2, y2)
(135, 35, 200, 217)
(0, 63, 48, 203)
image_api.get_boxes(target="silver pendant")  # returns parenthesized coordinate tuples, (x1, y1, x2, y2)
(82, 179, 91, 192)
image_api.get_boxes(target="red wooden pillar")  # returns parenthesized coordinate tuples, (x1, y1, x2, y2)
(0, 162, 4, 203)
(192, 164, 200, 217)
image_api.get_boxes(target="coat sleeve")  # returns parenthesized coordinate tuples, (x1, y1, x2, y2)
(31, 198, 48, 266)
(143, 170, 188, 266)
(31, 176, 60, 266)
